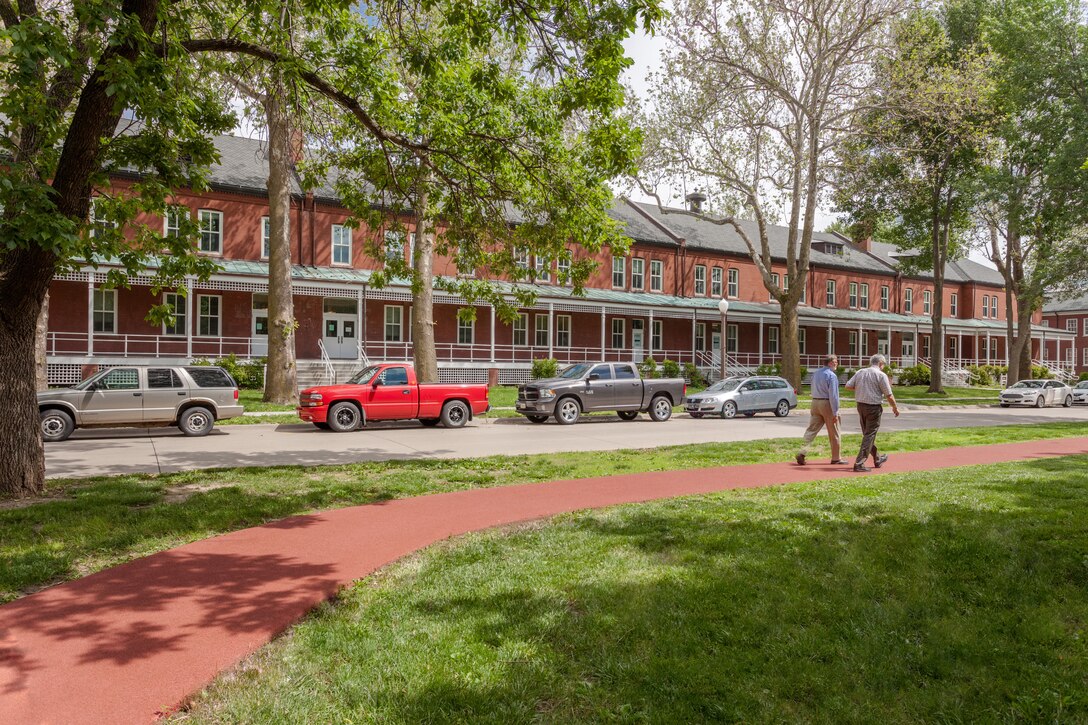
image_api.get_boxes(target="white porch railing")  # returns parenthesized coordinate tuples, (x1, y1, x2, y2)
(1032, 358, 1077, 383)
(46, 332, 261, 359)
(356, 341, 701, 365)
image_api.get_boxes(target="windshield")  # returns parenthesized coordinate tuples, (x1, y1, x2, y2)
(73, 369, 111, 390)
(1011, 381, 1044, 389)
(707, 378, 743, 393)
(557, 364, 593, 379)
(1077, 381, 1088, 389)
(347, 366, 381, 385)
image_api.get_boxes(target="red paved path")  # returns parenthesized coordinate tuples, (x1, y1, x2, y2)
(2, 437, 1087, 724)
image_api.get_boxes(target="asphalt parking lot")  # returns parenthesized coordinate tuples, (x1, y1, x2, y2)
(43, 405, 1088, 479)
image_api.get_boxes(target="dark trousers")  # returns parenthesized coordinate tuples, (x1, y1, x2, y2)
(855, 402, 883, 466)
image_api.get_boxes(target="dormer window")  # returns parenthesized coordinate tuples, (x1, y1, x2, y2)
(813, 240, 845, 256)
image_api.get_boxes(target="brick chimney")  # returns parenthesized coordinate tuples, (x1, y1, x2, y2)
(855, 236, 872, 253)
(685, 191, 707, 213)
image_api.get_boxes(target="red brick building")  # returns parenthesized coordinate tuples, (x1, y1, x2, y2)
(43, 133, 1075, 385)
(1042, 295, 1088, 376)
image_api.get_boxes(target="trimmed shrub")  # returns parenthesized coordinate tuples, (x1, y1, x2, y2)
(898, 364, 931, 386)
(189, 354, 265, 389)
(1031, 364, 1055, 380)
(1079, 372, 1088, 382)
(639, 356, 659, 379)
(682, 362, 705, 386)
(531, 358, 559, 379)
(660, 359, 681, 379)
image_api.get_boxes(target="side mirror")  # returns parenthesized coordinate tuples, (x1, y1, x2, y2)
(588, 373, 600, 381)
(372, 378, 382, 387)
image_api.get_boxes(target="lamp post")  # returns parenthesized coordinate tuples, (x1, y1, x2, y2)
(718, 298, 730, 381)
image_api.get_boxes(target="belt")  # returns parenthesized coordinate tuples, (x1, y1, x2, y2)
(812, 397, 829, 400)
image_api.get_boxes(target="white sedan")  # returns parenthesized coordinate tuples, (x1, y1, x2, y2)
(999, 379, 1074, 408)
(1073, 380, 1088, 405)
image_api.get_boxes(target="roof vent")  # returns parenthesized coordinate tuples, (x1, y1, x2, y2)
(685, 191, 707, 213)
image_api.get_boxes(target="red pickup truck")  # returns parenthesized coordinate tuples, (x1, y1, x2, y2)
(297, 363, 490, 431)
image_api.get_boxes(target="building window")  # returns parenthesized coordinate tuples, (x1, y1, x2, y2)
(384, 306, 403, 342)
(798, 327, 807, 354)
(849, 330, 858, 356)
(612, 257, 625, 288)
(904, 288, 913, 313)
(611, 318, 625, 348)
(950, 293, 958, 317)
(826, 280, 836, 307)
(556, 256, 570, 284)
(1083, 318, 1088, 336)
(727, 268, 739, 298)
(252, 293, 268, 337)
(89, 197, 116, 238)
(991, 297, 998, 319)
(860, 284, 870, 310)
(330, 225, 352, 266)
(514, 247, 530, 270)
(197, 295, 221, 336)
(535, 315, 549, 347)
(880, 285, 889, 312)
(949, 336, 959, 358)
(650, 260, 663, 292)
(694, 265, 706, 296)
(556, 315, 571, 347)
(1068, 319, 1078, 333)
(385, 232, 406, 266)
(198, 210, 222, 254)
(922, 334, 931, 358)
(165, 206, 185, 239)
(726, 323, 738, 353)
(652, 319, 662, 351)
(93, 288, 116, 333)
(711, 267, 723, 298)
(768, 326, 779, 354)
(1083, 347, 1088, 366)
(630, 258, 645, 290)
(861, 331, 869, 356)
(770, 273, 780, 302)
(513, 313, 528, 346)
(923, 290, 931, 315)
(261, 216, 271, 259)
(849, 282, 858, 309)
(457, 316, 474, 345)
(982, 295, 989, 318)
(163, 292, 186, 336)
(695, 323, 706, 350)
(535, 256, 550, 283)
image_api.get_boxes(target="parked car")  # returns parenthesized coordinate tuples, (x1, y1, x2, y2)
(684, 376, 798, 419)
(1073, 380, 1088, 405)
(298, 363, 490, 431)
(515, 362, 686, 425)
(37, 365, 243, 442)
(999, 379, 1074, 408)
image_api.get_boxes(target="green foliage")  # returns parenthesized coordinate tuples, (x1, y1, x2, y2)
(1079, 372, 1088, 382)
(756, 362, 808, 380)
(966, 364, 1007, 387)
(899, 364, 932, 386)
(639, 356, 659, 379)
(190, 355, 266, 389)
(531, 358, 559, 380)
(682, 362, 705, 386)
(660, 359, 681, 379)
(1031, 365, 1055, 380)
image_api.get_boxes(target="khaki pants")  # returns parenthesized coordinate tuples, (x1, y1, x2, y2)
(798, 398, 840, 461)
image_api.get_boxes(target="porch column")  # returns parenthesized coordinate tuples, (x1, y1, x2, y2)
(858, 320, 863, 365)
(758, 317, 764, 365)
(1041, 330, 1046, 362)
(648, 310, 655, 358)
(691, 311, 697, 362)
(600, 307, 606, 358)
(86, 273, 95, 356)
(548, 303, 554, 359)
(356, 289, 364, 360)
(827, 320, 833, 354)
(986, 331, 991, 364)
(185, 281, 193, 359)
(957, 331, 962, 364)
(489, 305, 496, 362)
(887, 324, 892, 363)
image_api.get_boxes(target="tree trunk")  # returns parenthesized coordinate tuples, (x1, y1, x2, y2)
(1015, 302, 1034, 380)
(35, 291, 50, 391)
(928, 286, 944, 393)
(412, 188, 438, 383)
(779, 302, 801, 389)
(261, 75, 298, 405)
(1004, 283, 1017, 383)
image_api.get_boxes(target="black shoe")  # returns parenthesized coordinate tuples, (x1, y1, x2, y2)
(874, 454, 888, 469)
(830, 459, 849, 464)
(796, 453, 806, 466)
(853, 463, 871, 472)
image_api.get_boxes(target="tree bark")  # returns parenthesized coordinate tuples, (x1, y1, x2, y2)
(412, 188, 439, 383)
(1004, 282, 1017, 383)
(779, 302, 801, 388)
(1015, 303, 1034, 380)
(262, 74, 299, 405)
(35, 291, 50, 391)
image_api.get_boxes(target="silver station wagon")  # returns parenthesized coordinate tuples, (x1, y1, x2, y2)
(37, 365, 244, 442)
(685, 375, 798, 419)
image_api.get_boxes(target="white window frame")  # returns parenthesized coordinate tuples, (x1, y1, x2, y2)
(457, 316, 474, 345)
(611, 318, 625, 348)
(385, 231, 406, 267)
(768, 326, 779, 354)
(849, 282, 858, 309)
(630, 258, 645, 291)
(384, 305, 403, 342)
(991, 297, 998, 319)
(514, 247, 530, 270)
(923, 290, 931, 315)
(904, 288, 913, 313)
(163, 292, 186, 337)
(649, 260, 663, 292)
(612, 257, 625, 289)
(798, 327, 807, 354)
(196, 294, 221, 337)
(711, 267, 723, 298)
(860, 283, 869, 310)
(861, 331, 869, 356)
(726, 323, 738, 353)
(555, 256, 570, 284)
(535, 314, 550, 347)
(513, 313, 528, 346)
(332, 224, 352, 266)
(1083, 347, 1088, 366)
(880, 285, 889, 312)
(695, 322, 706, 350)
(260, 216, 270, 260)
(982, 295, 989, 318)
(950, 293, 958, 317)
(1083, 318, 1088, 336)
(198, 209, 223, 254)
(555, 315, 571, 347)
(93, 288, 117, 334)
(848, 330, 858, 356)
(694, 265, 706, 296)
(1066, 319, 1077, 334)
(164, 206, 185, 240)
(535, 256, 551, 283)
(651, 319, 662, 351)
(826, 280, 836, 307)
(727, 268, 739, 298)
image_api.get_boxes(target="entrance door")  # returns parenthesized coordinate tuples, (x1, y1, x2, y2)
(323, 313, 357, 359)
(711, 331, 722, 367)
(631, 320, 645, 362)
(901, 335, 915, 366)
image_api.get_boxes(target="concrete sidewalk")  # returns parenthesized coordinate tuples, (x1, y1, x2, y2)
(5, 437, 1088, 724)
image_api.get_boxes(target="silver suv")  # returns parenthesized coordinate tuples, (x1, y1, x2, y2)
(37, 366, 244, 442)
(684, 375, 798, 419)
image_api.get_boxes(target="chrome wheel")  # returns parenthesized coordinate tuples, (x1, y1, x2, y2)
(775, 400, 790, 417)
(721, 401, 737, 419)
(649, 395, 672, 422)
(555, 398, 580, 425)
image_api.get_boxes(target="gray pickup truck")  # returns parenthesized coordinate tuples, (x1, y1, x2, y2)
(37, 365, 244, 442)
(515, 362, 687, 425)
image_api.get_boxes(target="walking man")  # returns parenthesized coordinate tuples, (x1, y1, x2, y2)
(846, 354, 900, 472)
(796, 354, 846, 465)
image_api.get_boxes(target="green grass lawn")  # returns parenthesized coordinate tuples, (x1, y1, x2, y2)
(178, 453, 1088, 723)
(2, 423, 1085, 604)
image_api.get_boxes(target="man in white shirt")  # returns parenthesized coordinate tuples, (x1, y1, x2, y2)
(845, 354, 900, 472)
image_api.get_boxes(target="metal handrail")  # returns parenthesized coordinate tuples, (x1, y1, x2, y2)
(316, 339, 336, 385)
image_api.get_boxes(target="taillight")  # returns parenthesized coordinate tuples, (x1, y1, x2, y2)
(234, 389, 239, 400)
(683, 383, 687, 397)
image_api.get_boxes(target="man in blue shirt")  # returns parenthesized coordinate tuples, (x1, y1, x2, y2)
(796, 354, 846, 465)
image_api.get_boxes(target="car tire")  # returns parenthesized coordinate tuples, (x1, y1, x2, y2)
(774, 399, 791, 417)
(327, 401, 362, 432)
(1064, 395, 1073, 408)
(689, 412, 704, 419)
(743, 412, 756, 418)
(721, 401, 737, 419)
(40, 409, 75, 442)
(1000, 403, 1010, 408)
(618, 411, 639, 421)
(554, 397, 581, 425)
(526, 415, 549, 424)
(648, 395, 673, 422)
(441, 400, 470, 428)
(313, 422, 331, 430)
(419, 418, 441, 427)
(1035, 396, 1045, 408)
(178, 406, 215, 436)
